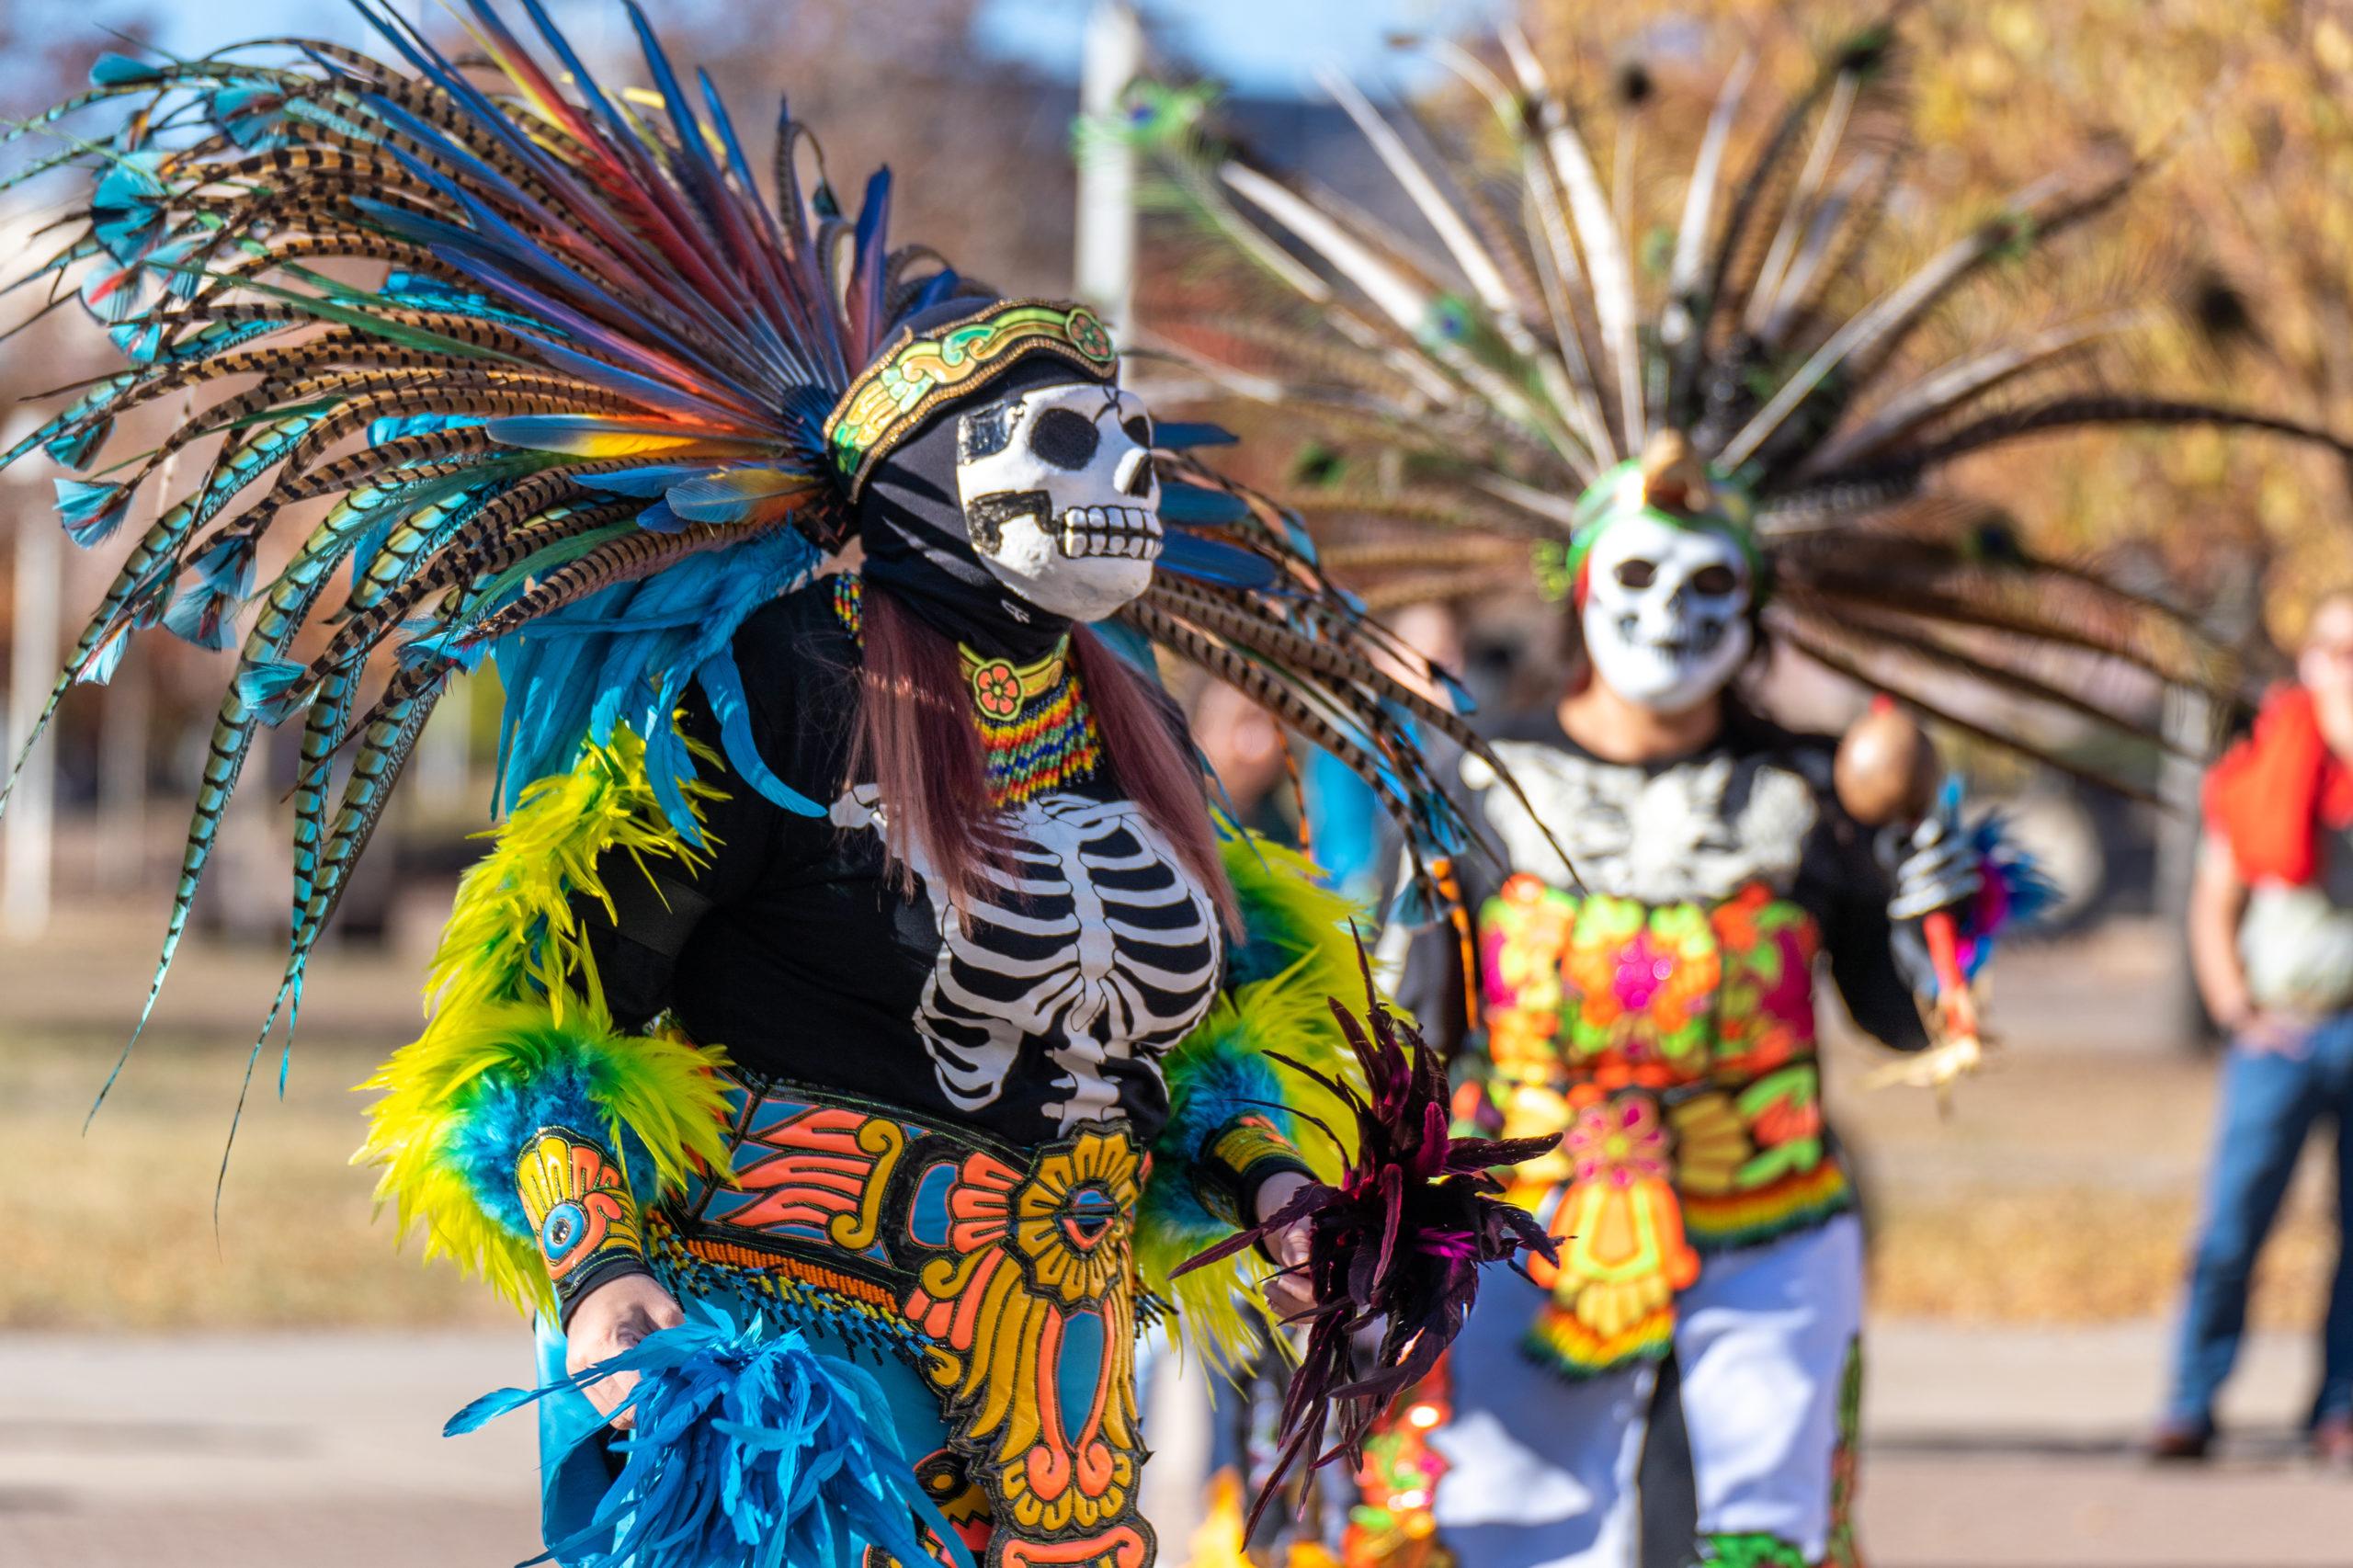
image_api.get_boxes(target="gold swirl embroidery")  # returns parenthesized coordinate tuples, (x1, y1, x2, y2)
(827, 1117, 906, 1253)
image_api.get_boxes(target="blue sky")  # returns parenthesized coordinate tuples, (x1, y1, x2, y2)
(975, 0, 1507, 94)
(8, 0, 1506, 99)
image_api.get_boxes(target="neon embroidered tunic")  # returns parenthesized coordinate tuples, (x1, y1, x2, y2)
(1398, 707, 1926, 1377)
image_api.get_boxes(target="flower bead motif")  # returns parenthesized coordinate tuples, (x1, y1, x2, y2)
(945, 636, 1102, 805)
(1563, 1095, 1671, 1189)
(1611, 934, 1673, 1013)
(971, 658, 1025, 721)
(1065, 307, 1114, 361)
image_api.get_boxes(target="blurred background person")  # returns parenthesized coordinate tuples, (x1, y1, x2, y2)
(2158, 590, 2353, 1464)
(1193, 677, 1300, 845)
(1302, 601, 1469, 907)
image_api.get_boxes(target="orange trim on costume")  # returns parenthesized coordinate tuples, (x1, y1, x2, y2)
(1525, 1296, 1676, 1372)
(675, 1236, 902, 1311)
(999, 1527, 1152, 1568)
(1680, 1159, 1852, 1244)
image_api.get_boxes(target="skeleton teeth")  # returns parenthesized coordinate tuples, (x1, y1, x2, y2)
(1055, 505, 1165, 562)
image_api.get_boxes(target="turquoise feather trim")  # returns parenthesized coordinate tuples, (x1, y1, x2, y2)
(358, 999, 733, 1318)
(403, 1015, 649, 1243)
(449, 1299, 965, 1568)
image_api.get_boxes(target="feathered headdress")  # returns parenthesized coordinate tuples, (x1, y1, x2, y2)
(1103, 13, 2353, 792)
(0, 1, 1514, 1119)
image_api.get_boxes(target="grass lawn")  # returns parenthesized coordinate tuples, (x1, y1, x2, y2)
(3, 1031, 507, 1329)
(1868, 1187, 2331, 1327)
(1, 1027, 2332, 1331)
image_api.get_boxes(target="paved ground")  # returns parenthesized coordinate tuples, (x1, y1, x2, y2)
(7, 869, 2345, 1562)
(4, 1321, 2350, 1567)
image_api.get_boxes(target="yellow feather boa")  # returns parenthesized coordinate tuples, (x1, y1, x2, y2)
(355, 726, 733, 1317)
(1138, 834, 1372, 1376)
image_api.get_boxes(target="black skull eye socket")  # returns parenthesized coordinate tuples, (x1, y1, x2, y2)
(1614, 559, 1658, 589)
(1029, 407, 1100, 471)
(956, 400, 1021, 462)
(1120, 415, 1153, 449)
(1691, 563, 1740, 596)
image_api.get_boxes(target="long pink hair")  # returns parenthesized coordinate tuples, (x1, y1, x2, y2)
(852, 583, 1238, 930)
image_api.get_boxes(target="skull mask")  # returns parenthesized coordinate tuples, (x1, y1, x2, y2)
(1579, 512, 1754, 713)
(954, 381, 1161, 622)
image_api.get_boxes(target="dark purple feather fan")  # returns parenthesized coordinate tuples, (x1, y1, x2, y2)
(1175, 937, 1560, 1534)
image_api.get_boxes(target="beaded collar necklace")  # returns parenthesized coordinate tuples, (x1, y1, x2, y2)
(831, 574, 1102, 807)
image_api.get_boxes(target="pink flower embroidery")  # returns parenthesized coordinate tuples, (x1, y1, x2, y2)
(1612, 934, 1670, 1012)
(1564, 1096, 1669, 1187)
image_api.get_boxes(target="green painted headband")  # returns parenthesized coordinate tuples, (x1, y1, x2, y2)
(824, 299, 1120, 501)
(1536, 441, 1766, 603)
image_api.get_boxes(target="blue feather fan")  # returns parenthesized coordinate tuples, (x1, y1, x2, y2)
(447, 1301, 967, 1568)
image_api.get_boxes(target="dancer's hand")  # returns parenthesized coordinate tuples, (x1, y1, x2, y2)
(1254, 1170, 1318, 1321)
(566, 1272, 684, 1428)
(1882, 805, 1983, 923)
(1862, 1032, 1985, 1118)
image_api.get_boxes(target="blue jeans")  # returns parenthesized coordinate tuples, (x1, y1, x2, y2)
(2165, 1010, 2353, 1429)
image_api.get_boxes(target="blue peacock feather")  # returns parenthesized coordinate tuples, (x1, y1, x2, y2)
(2, 0, 1502, 1173)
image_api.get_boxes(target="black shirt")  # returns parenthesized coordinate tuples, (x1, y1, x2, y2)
(579, 579, 1225, 1148)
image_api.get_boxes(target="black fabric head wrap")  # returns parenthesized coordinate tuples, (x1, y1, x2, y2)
(856, 305, 1111, 660)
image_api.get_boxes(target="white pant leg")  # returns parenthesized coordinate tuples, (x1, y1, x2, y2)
(1672, 1214, 1864, 1563)
(1430, 1266, 1653, 1568)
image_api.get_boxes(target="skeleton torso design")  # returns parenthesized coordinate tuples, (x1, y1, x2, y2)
(830, 785, 1222, 1131)
(591, 582, 1225, 1150)
(1464, 739, 1817, 904)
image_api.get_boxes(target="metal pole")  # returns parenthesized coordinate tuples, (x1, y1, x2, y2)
(2153, 551, 2259, 1051)
(414, 676, 471, 812)
(95, 653, 149, 892)
(2155, 682, 2211, 1050)
(1076, 0, 1143, 346)
(5, 479, 60, 936)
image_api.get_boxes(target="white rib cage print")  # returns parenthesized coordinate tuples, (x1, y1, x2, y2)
(829, 786, 1222, 1131)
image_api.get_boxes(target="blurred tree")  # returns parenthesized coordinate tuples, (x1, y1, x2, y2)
(1120, 1, 2353, 1048)
(0, 0, 1073, 900)
(1511, 0, 2353, 658)
(1493, 4, 2353, 1049)
(662, 0, 1076, 293)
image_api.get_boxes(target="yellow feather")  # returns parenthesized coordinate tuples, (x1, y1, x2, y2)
(422, 722, 722, 1029)
(354, 722, 736, 1316)
(1139, 833, 1377, 1379)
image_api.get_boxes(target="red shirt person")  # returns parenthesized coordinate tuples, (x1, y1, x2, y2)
(2159, 592, 2353, 1461)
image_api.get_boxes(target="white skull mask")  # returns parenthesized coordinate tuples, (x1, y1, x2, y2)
(1579, 512, 1754, 713)
(953, 381, 1161, 621)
